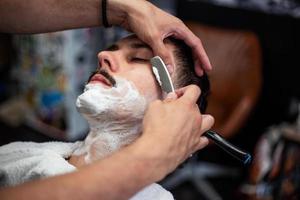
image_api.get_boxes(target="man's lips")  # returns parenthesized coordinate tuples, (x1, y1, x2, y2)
(89, 74, 112, 87)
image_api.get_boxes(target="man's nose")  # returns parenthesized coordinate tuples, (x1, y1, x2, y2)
(97, 51, 119, 72)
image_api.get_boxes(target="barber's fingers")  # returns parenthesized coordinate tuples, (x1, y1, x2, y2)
(163, 92, 178, 103)
(162, 85, 201, 104)
(190, 115, 214, 154)
(149, 38, 175, 74)
(167, 22, 212, 76)
(193, 136, 209, 152)
(185, 136, 208, 162)
(192, 115, 214, 150)
(199, 114, 214, 135)
(175, 85, 201, 104)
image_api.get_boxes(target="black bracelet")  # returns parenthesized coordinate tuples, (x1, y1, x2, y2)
(102, 0, 111, 28)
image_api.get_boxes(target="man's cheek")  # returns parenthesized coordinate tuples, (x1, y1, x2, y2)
(142, 82, 162, 102)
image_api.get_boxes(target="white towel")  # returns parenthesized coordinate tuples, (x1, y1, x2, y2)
(0, 141, 174, 200)
(130, 183, 174, 200)
(0, 141, 81, 187)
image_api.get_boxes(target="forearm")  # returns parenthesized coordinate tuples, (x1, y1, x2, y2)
(0, 138, 161, 200)
(0, 0, 126, 33)
(74, 140, 163, 200)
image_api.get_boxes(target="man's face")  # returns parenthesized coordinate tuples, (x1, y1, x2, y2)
(88, 35, 177, 101)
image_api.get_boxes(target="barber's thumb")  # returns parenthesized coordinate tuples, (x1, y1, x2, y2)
(164, 92, 178, 102)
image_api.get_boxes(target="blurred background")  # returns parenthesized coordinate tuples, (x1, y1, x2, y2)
(0, 0, 300, 199)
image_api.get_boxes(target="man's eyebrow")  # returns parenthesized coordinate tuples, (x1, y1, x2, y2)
(105, 44, 119, 51)
(130, 42, 152, 51)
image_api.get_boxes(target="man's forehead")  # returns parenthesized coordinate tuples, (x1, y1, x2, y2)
(117, 35, 150, 48)
(113, 34, 175, 55)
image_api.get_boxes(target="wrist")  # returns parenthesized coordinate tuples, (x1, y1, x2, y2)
(106, 0, 127, 26)
(106, 0, 155, 29)
(129, 134, 171, 182)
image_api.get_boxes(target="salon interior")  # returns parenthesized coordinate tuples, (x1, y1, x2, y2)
(0, 0, 300, 199)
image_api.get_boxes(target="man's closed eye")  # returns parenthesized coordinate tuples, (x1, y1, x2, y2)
(131, 57, 149, 63)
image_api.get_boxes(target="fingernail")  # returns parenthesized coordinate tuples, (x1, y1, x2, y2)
(195, 67, 204, 77)
(196, 57, 212, 71)
(207, 60, 213, 70)
(166, 64, 174, 74)
(203, 114, 215, 124)
(166, 92, 177, 100)
(195, 59, 201, 68)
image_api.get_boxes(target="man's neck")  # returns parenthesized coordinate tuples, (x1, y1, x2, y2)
(71, 118, 143, 165)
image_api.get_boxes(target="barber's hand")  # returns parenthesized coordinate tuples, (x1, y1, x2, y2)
(136, 85, 214, 181)
(108, 0, 212, 76)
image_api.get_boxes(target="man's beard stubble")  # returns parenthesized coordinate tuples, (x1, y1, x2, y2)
(88, 68, 116, 87)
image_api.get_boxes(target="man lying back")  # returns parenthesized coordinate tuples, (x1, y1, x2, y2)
(0, 34, 210, 199)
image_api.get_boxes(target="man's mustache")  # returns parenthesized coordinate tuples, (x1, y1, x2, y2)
(88, 68, 116, 87)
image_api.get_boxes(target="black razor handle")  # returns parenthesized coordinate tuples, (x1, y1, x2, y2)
(204, 130, 252, 165)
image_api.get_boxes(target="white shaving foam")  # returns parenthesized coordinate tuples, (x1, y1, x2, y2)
(73, 77, 147, 163)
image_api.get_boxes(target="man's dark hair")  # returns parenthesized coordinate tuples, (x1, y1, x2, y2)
(168, 38, 210, 113)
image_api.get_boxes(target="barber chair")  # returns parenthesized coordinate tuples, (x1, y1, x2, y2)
(189, 22, 262, 138)
(162, 22, 262, 199)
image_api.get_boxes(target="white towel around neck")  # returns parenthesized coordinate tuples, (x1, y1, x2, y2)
(0, 141, 81, 187)
(0, 141, 174, 200)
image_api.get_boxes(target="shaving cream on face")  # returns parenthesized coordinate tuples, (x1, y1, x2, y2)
(74, 77, 147, 163)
